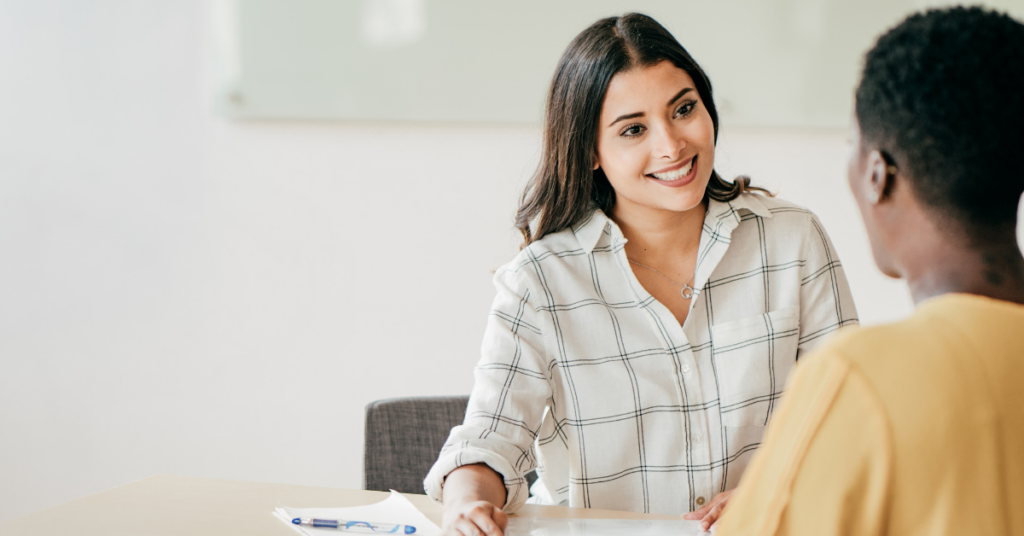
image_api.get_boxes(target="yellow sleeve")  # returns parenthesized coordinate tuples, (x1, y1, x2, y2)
(716, 351, 892, 536)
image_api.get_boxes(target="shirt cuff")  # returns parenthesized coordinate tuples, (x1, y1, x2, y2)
(423, 445, 532, 513)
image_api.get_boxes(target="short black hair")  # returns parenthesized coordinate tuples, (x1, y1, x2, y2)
(855, 6, 1024, 232)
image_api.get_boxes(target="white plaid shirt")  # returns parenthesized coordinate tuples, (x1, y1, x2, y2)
(424, 193, 857, 515)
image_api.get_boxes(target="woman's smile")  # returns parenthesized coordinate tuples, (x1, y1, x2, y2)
(647, 155, 698, 187)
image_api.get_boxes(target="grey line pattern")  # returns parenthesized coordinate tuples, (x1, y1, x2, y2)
(424, 193, 858, 515)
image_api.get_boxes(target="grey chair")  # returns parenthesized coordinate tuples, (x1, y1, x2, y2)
(363, 396, 470, 493)
(363, 395, 539, 495)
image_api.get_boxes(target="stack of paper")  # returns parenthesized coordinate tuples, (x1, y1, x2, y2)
(273, 491, 713, 535)
(273, 490, 442, 535)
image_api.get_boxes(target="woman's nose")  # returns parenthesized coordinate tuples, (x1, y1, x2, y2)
(651, 120, 686, 159)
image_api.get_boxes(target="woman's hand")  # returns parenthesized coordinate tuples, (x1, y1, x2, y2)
(441, 464, 509, 536)
(441, 499, 508, 536)
(683, 489, 734, 532)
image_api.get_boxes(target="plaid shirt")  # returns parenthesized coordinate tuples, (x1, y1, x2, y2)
(424, 193, 858, 515)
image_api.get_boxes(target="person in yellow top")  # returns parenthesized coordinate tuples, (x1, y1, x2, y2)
(704, 6, 1024, 536)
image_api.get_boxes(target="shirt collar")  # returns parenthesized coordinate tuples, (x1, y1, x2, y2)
(709, 192, 772, 222)
(572, 194, 772, 254)
(572, 208, 613, 254)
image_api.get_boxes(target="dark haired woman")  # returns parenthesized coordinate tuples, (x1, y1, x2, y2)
(424, 13, 857, 536)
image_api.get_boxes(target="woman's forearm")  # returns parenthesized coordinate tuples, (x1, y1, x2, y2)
(442, 464, 507, 508)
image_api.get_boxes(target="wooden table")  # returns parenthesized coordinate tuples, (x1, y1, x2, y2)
(0, 475, 679, 535)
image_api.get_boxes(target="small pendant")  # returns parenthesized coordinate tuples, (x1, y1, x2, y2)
(680, 284, 696, 299)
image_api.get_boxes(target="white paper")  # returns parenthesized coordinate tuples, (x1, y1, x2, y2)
(273, 490, 442, 536)
(504, 517, 714, 536)
(272, 491, 714, 536)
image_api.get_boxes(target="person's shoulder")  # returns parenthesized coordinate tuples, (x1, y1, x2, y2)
(729, 193, 818, 227)
(809, 320, 921, 367)
(747, 192, 811, 215)
(730, 193, 831, 246)
(756, 194, 826, 227)
(800, 315, 947, 402)
(494, 226, 588, 283)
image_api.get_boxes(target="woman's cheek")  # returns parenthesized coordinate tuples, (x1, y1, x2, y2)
(609, 148, 639, 183)
(625, 143, 649, 179)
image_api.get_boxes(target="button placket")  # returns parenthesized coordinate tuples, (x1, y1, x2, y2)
(677, 348, 713, 513)
(691, 357, 715, 513)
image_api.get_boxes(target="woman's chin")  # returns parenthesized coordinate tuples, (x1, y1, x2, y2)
(627, 195, 706, 216)
(651, 186, 707, 213)
(613, 179, 709, 216)
(662, 198, 706, 214)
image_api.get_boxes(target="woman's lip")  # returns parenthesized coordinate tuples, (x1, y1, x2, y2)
(646, 155, 699, 188)
(649, 155, 695, 175)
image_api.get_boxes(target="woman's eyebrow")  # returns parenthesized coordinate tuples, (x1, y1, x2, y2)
(668, 87, 694, 105)
(609, 111, 644, 127)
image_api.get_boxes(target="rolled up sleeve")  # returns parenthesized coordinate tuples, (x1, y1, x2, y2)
(424, 267, 552, 512)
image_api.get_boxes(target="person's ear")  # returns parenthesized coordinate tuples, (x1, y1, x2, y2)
(865, 150, 895, 205)
(593, 154, 601, 171)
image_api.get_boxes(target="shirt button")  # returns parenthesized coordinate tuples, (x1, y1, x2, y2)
(692, 434, 702, 444)
(696, 496, 706, 506)
(682, 364, 691, 374)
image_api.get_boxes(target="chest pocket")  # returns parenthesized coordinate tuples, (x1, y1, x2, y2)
(712, 307, 800, 427)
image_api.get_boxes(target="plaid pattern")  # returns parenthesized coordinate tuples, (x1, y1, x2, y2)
(424, 193, 857, 515)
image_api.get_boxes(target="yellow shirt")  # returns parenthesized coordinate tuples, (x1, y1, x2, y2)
(717, 293, 1024, 536)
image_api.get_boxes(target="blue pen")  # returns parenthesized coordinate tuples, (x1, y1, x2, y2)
(292, 517, 416, 534)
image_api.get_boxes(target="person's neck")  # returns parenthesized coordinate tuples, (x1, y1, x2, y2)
(899, 222, 1024, 306)
(611, 201, 707, 264)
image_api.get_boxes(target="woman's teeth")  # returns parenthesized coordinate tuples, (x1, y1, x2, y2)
(650, 158, 694, 181)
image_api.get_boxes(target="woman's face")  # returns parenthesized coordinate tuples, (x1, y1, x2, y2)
(595, 60, 716, 217)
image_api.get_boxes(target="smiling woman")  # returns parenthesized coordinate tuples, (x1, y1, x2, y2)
(514, 16, 769, 247)
(424, 13, 858, 536)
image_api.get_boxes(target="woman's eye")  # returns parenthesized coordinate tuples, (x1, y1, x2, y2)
(674, 101, 696, 118)
(621, 124, 645, 138)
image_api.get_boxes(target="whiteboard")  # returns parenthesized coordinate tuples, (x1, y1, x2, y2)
(212, 0, 1024, 128)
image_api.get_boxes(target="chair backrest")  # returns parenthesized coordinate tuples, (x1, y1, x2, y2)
(363, 395, 469, 494)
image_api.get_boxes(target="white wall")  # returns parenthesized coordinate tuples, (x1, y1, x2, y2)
(1, 0, 1019, 523)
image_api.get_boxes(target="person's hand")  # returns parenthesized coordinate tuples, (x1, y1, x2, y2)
(441, 499, 508, 536)
(683, 489, 734, 532)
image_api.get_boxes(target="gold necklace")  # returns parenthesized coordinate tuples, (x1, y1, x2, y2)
(628, 259, 699, 299)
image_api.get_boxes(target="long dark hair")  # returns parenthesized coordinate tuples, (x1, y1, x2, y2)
(516, 13, 767, 246)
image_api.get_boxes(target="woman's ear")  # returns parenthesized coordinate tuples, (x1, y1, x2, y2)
(593, 154, 601, 171)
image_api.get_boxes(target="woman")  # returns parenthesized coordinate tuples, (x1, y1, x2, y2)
(424, 13, 857, 536)
(716, 7, 1024, 535)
